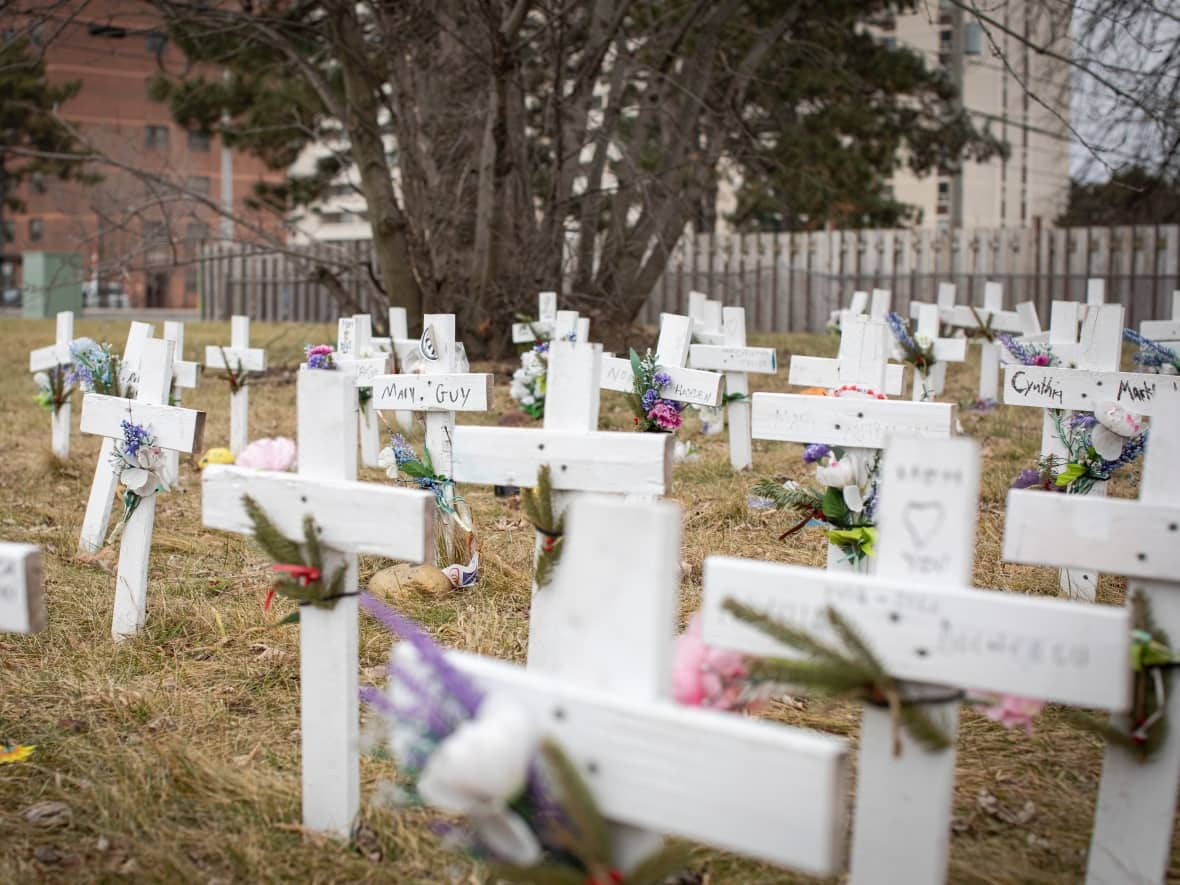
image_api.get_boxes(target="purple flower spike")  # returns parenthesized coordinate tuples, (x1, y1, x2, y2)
(1012, 468, 1043, 490)
(803, 443, 831, 464)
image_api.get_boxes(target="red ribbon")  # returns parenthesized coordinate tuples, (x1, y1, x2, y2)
(271, 563, 321, 585)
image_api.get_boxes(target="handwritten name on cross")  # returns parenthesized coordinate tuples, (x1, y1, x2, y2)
(688, 307, 778, 469)
(600, 313, 724, 409)
(790, 314, 906, 396)
(79, 321, 153, 553)
(407, 495, 849, 876)
(203, 369, 434, 835)
(29, 311, 82, 458)
(452, 339, 671, 666)
(161, 321, 200, 486)
(369, 314, 493, 480)
(1003, 393, 1180, 885)
(203, 315, 267, 455)
(703, 435, 1130, 885)
(1000, 303, 1141, 601)
(1138, 290, 1180, 347)
(80, 338, 206, 638)
(335, 314, 389, 468)
(0, 543, 46, 635)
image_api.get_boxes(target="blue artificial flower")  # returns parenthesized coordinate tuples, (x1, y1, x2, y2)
(802, 443, 831, 464)
(119, 420, 153, 457)
(641, 389, 658, 412)
(652, 371, 671, 389)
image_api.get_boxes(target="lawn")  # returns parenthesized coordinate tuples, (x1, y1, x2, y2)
(0, 317, 1171, 884)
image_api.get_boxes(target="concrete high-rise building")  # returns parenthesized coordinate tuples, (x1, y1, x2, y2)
(884, 1, 1072, 229)
(3, 0, 284, 308)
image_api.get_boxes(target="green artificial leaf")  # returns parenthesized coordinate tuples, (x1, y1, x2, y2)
(820, 486, 849, 521)
(628, 347, 642, 379)
(398, 460, 435, 480)
(1055, 462, 1086, 487)
(278, 610, 300, 625)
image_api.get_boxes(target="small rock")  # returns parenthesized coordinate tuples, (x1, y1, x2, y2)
(23, 801, 72, 829)
(352, 821, 383, 862)
(370, 563, 453, 600)
(96, 836, 111, 852)
(34, 845, 79, 865)
(58, 718, 89, 733)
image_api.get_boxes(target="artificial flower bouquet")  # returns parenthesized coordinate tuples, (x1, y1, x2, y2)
(626, 348, 684, 432)
(1011, 402, 1146, 495)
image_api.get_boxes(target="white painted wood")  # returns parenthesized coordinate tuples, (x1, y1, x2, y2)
(436, 494, 849, 875)
(849, 290, 869, 315)
(688, 343, 778, 374)
(1087, 277, 1106, 306)
(0, 542, 46, 634)
(80, 395, 205, 453)
(31, 311, 78, 458)
(790, 357, 905, 396)
(600, 357, 724, 406)
(334, 315, 386, 468)
(790, 315, 902, 395)
(1002, 392, 1180, 884)
(705, 436, 1130, 884)
(204, 369, 433, 837)
(451, 427, 671, 494)
(908, 303, 965, 401)
(368, 372, 493, 412)
(1002, 365, 1180, 414)
(385, 308, 414, 430)
(751, 393, 956, 447)
(1139, 318, 1180, 342)
(870, 288, 891, 320)
(511, 291, 561, 342)
(78, 322, 154, 553)
(1016, 301, 1042, 335)
(162, 321, 199, 484)
(723, 308, 754, 470)
(51, 406, 70, 460)
(204, 316, 266, 455)
(688, 290, 709, 330)
(654, 312, 694, 367)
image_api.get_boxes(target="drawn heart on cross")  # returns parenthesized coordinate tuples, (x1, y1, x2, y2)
(902, 501, 943, 549)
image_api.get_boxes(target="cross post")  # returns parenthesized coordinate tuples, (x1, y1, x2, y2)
(1003, 393, 1180, 884)
(80, 338, 206, 638)
(511, 291, 559, 344)
(334, 314, 389, 468)
(203, 315, 267, 455)
(161, 320, 200, 485)
(906, 302, 966, 402)
(0, 542, 46, 635)
(703, 435, 1131, 884)
(29, 311, 82, 458)
(203, 368, 435, 835)
(790, 314, 906, 395)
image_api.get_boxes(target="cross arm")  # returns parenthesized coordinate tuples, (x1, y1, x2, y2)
(203, 465, 434, 561)
(687, 344, 777, 374)
(337, 355, 390, 387)
(434, 646, 849, 876)
(368, 372, 494, 412)
(451, 427, 671, 494)
(600, 357, 724, 407)
(751, 393, 955, 447)
(204, 346, 267, 373)
(80, 394, 206, 453)
(1140, 319, 1180, 341)
(701, 557, 1130, 710)
(911, 303, 1024, 333)
(1002, 366, 1178, 414)
(30, 344, 73, 372)
(0, 542, 45, 634)
(787, 358, 905, 396)
(1003, 489, 1180, 582)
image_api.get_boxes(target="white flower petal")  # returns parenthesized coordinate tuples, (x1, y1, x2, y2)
(843, 484, 865, 513)
(472, 811, 543, 866)
(1090, 424, 1126, 461)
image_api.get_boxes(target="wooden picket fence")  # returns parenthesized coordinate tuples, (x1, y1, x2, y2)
(200, 224, 1180, 331)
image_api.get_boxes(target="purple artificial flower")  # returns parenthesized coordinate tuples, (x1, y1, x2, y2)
(119, 420, 153, 457)
(652, 371, 672, 389)
(305, 344, 335, 370)
(1012, 468, 1043, 490)
(1068, 413, 1098, 430)
(641, 388, 659, 412)
(803, 443, 831, 464)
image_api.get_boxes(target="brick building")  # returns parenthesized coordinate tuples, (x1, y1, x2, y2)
(4, 0, 284, 308)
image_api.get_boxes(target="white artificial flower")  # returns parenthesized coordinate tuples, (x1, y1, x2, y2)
(1162, 363, 1179, 376)
(815, 451, 868, 512)
(1090, 401, 1143, 461)
(376, 446, 400, 478)
(417, 695, 542, 866)
(33, 371, 49, 389)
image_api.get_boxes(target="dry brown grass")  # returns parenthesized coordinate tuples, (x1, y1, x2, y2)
(0, 318, 1176, 884)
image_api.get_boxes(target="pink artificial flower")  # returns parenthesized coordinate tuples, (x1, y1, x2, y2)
(672, 614, 768, 713)
(235, 437, 297, 471)
(307, 345, 334, 356)
(647, 400, 682, 431)
(975, 693, 1045, 735)
(1032, 354, 1051, 366)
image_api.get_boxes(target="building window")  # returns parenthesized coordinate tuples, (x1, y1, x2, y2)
(28, 218, 44, 241)
(880, 36, 897, 50)
(89, 23, 128, 38)
(145, 30, 168, 54)
(145, 125, 169, 149)
(936, 181, 950, 216)
(29, 172, 46, 194)
(184, 266, 199, 293)
(3, 221, 14, 243)
(143, 220, 168, 244)
(186, 175, 212, 197)
(965, 22, 983, 55)
(185, 220, 209, 242)
(188, 130, 211, 152)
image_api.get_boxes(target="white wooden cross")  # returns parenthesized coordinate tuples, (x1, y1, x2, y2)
(78, 321, 154, 553)
(753, 319, 957, 572)
(335, 314, 389, 468)
(999, 302, 1148, 601)
(29, 311, 81, 459)
(687, 290, 724, 343)
(372, 306, 414, 432)
(1138, 290, 1180, 348)
(702, 434, 1131, 885)
(369, 314, 494, 480)
(80, 338, 206, 638)
(451, 326, 672, 667)
(161, 320, 200, 486)
(1003, 393, 1180, 885)
(203, 368, 434, 836)
(600, 312, 724, 411)
(903, 302, 967, 402)
(0, 542, 46, 635)
(204, 315, 267, 455)
(911, 282, 1037, 401)
(688, 306, 778, 469)
(402, 494, 850, 876)
(511, 291, 559, 344)
(790, 314, 906, 396)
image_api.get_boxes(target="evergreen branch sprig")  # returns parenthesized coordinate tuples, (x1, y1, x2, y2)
(1063, 591, 1172, 762)
(752, 477, 824, 514)
(723, 598, 953, 755)
(521, 465, 564, 589)
(968, 305, 996, 342)
(490, 740, 689, 885)
(241, 494, 348, 611)
(219, 346, 248, 394)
